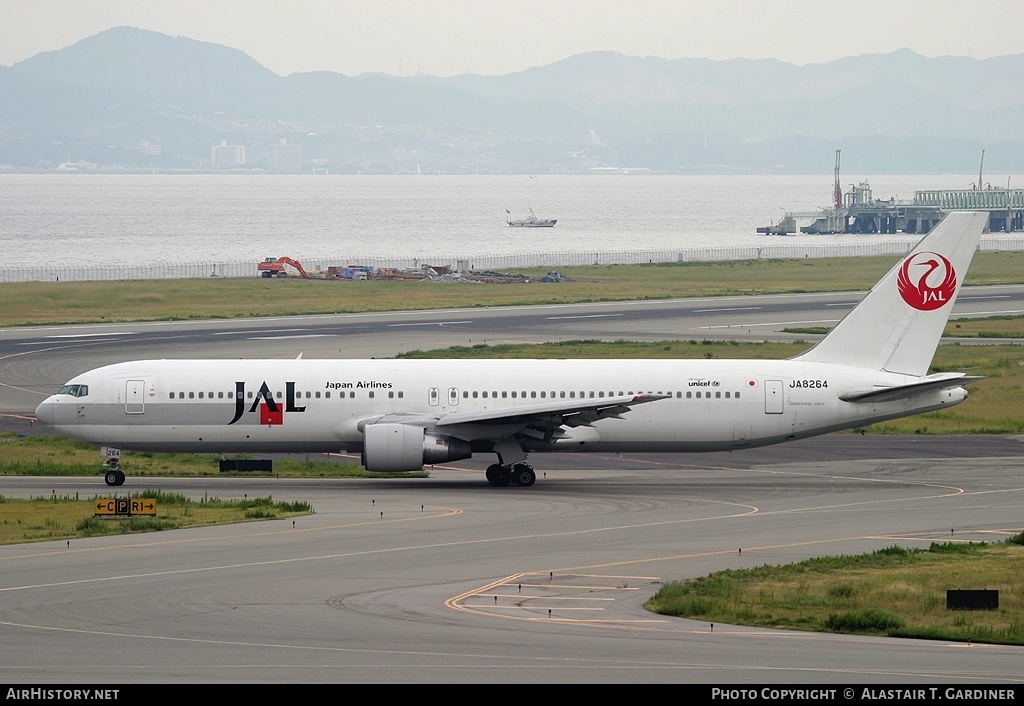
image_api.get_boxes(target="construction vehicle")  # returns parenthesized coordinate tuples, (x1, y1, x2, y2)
(327, 264, 374, 280)
(258, 257, 309, 278)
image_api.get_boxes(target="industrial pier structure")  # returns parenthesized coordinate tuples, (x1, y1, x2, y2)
(758, 151, 1024, 236)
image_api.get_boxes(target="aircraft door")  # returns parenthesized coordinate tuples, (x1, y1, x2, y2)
(764, 380, 783, 414)
(448, 387, 459, 406)
(428, 387, 440, 406)
(125, 379, 146, 414)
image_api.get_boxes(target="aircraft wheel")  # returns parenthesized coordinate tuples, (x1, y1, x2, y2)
(115, 470, 126, 486)
(104, 471, 119, 486)
(512, 464, 535, 487)
(485, 464, 510, 487)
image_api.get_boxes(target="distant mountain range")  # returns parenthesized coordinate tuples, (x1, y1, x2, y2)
(2, 26, 1022, 174)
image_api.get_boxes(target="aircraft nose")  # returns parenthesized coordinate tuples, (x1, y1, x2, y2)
(35, 397, 53, 427)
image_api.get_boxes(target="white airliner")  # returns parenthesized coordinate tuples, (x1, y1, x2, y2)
(35, 211, 988, 488)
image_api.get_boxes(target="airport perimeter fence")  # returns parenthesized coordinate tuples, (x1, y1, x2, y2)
(3, 236, 1023, 283)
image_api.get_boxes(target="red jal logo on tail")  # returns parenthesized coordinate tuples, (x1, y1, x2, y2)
(897, 251, 957, 311)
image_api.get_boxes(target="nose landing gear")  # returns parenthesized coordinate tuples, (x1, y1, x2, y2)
(103, 461, 126, 486)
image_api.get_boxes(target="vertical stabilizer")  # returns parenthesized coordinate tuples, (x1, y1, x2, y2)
(792, 211, 987, 376)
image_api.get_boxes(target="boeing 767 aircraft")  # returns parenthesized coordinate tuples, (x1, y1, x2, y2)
(35, 211, 989, 488)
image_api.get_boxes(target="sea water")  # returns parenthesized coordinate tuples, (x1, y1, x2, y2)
(0, 173, 1009, 269)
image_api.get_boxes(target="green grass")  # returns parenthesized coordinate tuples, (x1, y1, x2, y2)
(787, 316, 1024, 340)
(0, 433, 426, 479)
(645, 536, 1024, 645)
(4, 251, 1024, 327)
(945, 315, 1024, 338)
(0, 490, 313, 545)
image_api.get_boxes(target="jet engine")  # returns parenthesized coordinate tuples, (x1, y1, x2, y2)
(361, 423, 472, 471)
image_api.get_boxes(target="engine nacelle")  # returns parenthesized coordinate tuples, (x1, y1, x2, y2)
(361, 423, 472, 472)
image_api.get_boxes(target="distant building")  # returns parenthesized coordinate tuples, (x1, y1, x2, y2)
(138, 141, 162, 155)
(270, 139, 302, 172)
(211, 140, 246, 168)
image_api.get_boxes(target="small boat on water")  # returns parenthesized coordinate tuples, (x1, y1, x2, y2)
(506, 208, 556, 227)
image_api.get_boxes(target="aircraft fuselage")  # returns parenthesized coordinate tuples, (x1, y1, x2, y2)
(36, 357, 967, 455)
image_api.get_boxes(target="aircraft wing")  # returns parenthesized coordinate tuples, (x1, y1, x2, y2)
(435, 393, 669, 428)
(839, 373, 983, 403)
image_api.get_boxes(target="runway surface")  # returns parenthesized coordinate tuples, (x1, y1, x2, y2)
(1, 290, 1023, 684)
(2, 441, 1023, 685)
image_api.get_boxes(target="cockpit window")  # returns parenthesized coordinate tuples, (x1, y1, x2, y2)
(57, 384, 88, 397)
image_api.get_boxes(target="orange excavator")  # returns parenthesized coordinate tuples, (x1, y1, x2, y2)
(257, 257, 309, 278)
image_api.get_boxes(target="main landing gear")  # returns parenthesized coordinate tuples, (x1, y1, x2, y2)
(485, 463, 536, 487)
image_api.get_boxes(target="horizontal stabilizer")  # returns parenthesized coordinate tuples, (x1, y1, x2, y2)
(839, 373, 983, 403)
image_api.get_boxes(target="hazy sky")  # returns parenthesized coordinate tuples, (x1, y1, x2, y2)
(2, 0, 1022, 77)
